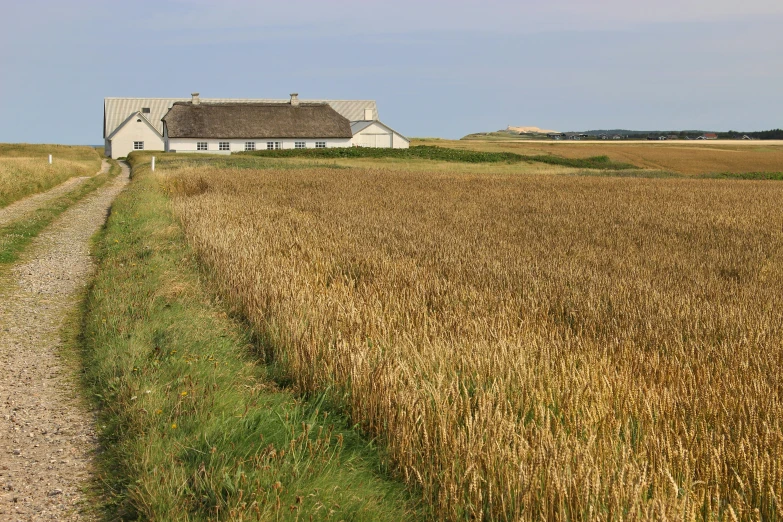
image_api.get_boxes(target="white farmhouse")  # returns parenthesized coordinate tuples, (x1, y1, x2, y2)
(103, 93, 408, 158)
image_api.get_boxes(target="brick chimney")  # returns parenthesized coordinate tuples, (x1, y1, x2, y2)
(191, 92, 200, 105)
(290, 93, 300, 107)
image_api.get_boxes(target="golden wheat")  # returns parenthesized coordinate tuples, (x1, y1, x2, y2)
(166, 165, 783, 521)
(422, 139, 783, 175)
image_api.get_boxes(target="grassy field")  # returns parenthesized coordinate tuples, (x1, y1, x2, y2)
(129, 147, 783, 521)
(417, 138, 783, 176)
(0, 159, 120, 264)
(79, 154, 424, 521)
(0, 143, 102, 208)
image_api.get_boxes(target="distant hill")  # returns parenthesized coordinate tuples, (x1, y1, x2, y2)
(461, 128, 783, 140)
(507, 126, 560, 135)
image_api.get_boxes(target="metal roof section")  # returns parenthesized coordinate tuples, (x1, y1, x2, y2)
(106, 111, 163, 140)
(104, 97, 379, 138)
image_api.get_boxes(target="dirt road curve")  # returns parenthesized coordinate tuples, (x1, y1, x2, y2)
(0, 161, 129, 521)
(0, 160, 110, 227)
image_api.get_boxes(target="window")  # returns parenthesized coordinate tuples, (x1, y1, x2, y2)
(197, 142, 207, 151)
(267, 142, 282, 150)
(245, 142, 255, 151)
(295, 141, 306, 149)
(315, 141, 326, 149)
(219, 142, 230, 151)
(133, 141, 144, 150)
(142, 107, 150, 114)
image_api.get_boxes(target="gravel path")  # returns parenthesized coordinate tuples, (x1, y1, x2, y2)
(0, 160, 109, 227)
(0, 161, 129, 521)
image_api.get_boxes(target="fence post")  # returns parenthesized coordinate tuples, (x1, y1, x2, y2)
(152, 156, 155, 172)
(48, 154, 52, 164)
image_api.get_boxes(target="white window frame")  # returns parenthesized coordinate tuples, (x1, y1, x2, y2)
(267, 142, 274, 150)
(197, 142, 208, 151)
(315, 141, 326, 149)
(295, 141, 306, 149)
(133, 141, 144, 150)
(219, 142, 230, 151)
(245, 142, 255, 151)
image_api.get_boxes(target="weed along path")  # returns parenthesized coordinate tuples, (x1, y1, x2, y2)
(0, 161, 129, 520)
(0, 159, 110, 227)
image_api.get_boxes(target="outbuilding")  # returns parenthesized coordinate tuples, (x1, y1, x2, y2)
(350, 120, 410, 149)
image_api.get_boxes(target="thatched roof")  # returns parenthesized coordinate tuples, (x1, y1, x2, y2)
(162, 102, 353, 139)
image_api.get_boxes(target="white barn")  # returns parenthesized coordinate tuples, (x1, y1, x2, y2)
(103, 93, 408, 158)
(351, 120, 410, 148)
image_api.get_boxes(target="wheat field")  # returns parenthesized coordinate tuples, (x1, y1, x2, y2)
(421, 139, 783, 176)
(166, 164, 783, 521)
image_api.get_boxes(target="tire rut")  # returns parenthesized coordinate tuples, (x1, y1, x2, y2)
(0, 161, 129, 521)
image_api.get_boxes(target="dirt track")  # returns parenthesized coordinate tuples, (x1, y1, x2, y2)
(0, 160, 109, 228)
(0, 161, 128, 521)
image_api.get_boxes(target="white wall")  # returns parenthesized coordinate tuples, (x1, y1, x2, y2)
(352, 122, 409, 149)
(166, 138, 353, 153)
(108, 118, 164, 159)
(392, 132, 410, 149)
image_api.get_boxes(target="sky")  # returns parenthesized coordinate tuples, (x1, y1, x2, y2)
(1, 0, 782, 144)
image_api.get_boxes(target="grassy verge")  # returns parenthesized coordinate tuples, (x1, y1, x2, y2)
(78, 157, 423, 520)
(700, 171, 783, 180)
(0, 160, 120, 264)
(572, 168, 682, 178)
(238, 145, 636, 170)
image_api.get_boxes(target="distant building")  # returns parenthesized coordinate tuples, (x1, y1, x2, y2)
(699, 133, 718, 140)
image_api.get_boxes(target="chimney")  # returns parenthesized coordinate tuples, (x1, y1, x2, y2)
(290, 93, 300, 107)
(191, 92, 200, 105)
(364, 108, 373, 121)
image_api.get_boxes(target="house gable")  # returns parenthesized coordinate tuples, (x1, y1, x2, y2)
(107, 111, 163, 140)
(351, 120, 410, 143)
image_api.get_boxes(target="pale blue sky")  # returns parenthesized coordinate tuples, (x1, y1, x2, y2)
(1, 0, 781, 143)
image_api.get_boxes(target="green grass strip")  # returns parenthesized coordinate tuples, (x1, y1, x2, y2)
(238, 145, 637, 170)
(0, 160, 121, 264)
(699, 171, 783, 180)
(79, 163, 423, 520)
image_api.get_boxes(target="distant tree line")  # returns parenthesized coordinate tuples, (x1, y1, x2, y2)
(720, 129, 783, 140)
(584, 129, 783, 140)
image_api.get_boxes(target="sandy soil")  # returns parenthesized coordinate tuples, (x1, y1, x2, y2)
(0, 162, 129, 521)
(0, 160, 109, 228)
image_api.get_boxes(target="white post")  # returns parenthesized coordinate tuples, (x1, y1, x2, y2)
(151, 156, 155, 172)
(48, 154, 52, 164)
